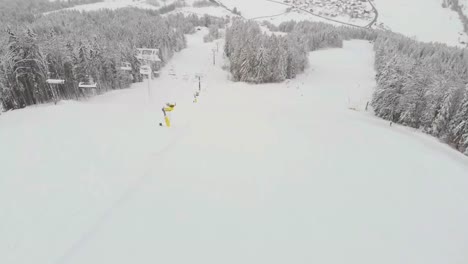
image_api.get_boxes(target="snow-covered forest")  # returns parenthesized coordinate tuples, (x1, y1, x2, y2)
(226, 20, 376, 83)
(225, 19, 308, 83)
(373, 34, 468, 155)
(0, 3, 226, 110)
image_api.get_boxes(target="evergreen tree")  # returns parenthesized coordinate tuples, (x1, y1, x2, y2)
(255, 35, 270, 83)
(398, 62, 432, 128)
(431, 87, 459, 140)
(449, 89, 468, 151)
(75, 42, 89, 83)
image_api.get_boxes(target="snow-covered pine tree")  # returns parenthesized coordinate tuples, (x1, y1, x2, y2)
(430, 85, 463, 140)
(255, 35, 270, 83)
(448, 88, 468, 151)
(372, 55, 411, 121)
(420, 74, 446, 132)
(75, 42, 89, 83)
(5, 27, 48, 106)
(283, 35, 308, 80)
(398, 62, 432, 128)
(268, 34, 287, 82)
(225, 19, 308, 83)
(89, 38, 104, 91)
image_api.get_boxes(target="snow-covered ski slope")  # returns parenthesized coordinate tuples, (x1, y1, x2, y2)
(2, 29, 468, 264)
(374, 0, 466, 46)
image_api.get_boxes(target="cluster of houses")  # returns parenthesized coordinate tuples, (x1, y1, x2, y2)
(284, 0, 374, 21)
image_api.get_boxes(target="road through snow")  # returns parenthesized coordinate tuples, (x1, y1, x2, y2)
(1, 30, 468, 264)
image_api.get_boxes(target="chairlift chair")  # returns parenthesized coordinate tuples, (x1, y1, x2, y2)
(120, 62, 132, 71)
(79, 76, 98, 97)
(46, 78, 65, 104)
(46, 79, 65, 85)
(136, 48, 161, 63)
(78, 82, 97, 89)
(140, 65, 152, 79)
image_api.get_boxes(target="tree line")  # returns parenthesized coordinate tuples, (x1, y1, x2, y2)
(224, 19, 308, 83)
(0, 7, 227, 110)
(225, 20, 375, 84)
(372, 34, 468, 155)
(0, 0, 103, 24)
(225, 19, 468, 156)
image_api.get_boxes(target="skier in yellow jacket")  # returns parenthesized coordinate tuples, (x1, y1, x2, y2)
(160, 103, 176, 127)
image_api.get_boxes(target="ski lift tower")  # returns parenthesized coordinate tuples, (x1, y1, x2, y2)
(140, 65, 153, 102)
(137, 48, 161, 103)
(46, 78, 65, 104)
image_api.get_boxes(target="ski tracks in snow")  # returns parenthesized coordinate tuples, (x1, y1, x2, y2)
(53, 124, 189, 264)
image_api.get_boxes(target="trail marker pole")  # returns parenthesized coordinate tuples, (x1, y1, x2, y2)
(212, 49, 216, 66)
(147, 77, 151, 102)
(198, 76, 201, 91)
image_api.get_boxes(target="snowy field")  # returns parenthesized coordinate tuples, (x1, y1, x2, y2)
(214, 0, 468, 46)
(374, 0, 467, 46)
(171, 5, 232, 18)
(45, 0, 468, 46)
(44, 0, 160, 13)
(219, 0, 467, 46)
(216, 0, 287, 18)
(1, 29, 468, 264)
(45, 0, 232, 19)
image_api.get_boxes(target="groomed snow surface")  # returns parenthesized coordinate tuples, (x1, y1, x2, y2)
(373, 0, 467, 46)
(1, 29, 468, 264)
